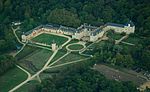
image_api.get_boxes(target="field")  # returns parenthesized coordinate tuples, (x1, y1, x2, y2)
(50, 50, 67, 63)
(16, 46, 39, 60)
(53, 52, 87, 66)
(19, 49, 53, 74)
(32, 33, 68, 46)
(25, 49, 52, 68)
(0, 67, 27, 92)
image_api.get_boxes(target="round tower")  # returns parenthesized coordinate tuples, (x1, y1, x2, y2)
(22, 32, 27, 42)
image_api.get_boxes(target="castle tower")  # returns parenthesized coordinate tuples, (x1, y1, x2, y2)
(22, 32, 27, 42)
(52, 40, 57, 51)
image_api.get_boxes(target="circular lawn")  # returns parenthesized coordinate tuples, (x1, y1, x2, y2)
(68, 44, 84, 51)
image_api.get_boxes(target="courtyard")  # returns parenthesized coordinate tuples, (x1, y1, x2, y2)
(31, 33, 69, 46)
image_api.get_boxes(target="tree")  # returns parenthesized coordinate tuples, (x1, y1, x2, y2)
(0, 0, 3, 12)
(24, 5, 31, 19)
(47, 8, 81, 27)
(115, 53, 124, 67)
(0, 55, 16, 75)
(140, 50, 150, 70)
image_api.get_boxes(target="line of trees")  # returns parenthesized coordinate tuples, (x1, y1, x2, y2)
(0, 55, 16, 75)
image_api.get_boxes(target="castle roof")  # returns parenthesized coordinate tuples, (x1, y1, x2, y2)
(44, 24, 59, 30)
(59, 26, 77, 33)
(77, 23, 98, 33)
(105, 23, 125, 28)
(91, 28, 103, 36)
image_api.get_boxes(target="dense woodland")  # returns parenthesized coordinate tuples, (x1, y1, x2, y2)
(0, 55, 16, 75)
(92, 33, 150, 71)
(0, 0, 150, 91)
(34, 67, 138, 92)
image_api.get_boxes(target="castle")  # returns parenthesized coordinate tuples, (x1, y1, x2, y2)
(22, 21, 135, 42)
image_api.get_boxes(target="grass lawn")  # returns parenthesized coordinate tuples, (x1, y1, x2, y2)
(32, 33, 68, 46)
(15, 80, 39, 92)
(50, 50, 67, 64)
(45, 58, 91, 74)
(25, 49, 53, 69)
(61, 39, 79, 51)
(68, 44, 84, 50)
(53, 52, 86, 66)
(66, 39, 79, 45)
(16, 46, 39, 60)
(0, 67, 28, 92)
(19, 49, 53, 74)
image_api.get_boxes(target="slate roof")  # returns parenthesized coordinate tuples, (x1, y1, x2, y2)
(91, 28, 103, 36)
(77, 24, 98, 33)
(44, 24, 60, 30)
(59, 26, 77, 33)
(106, 23, 125, 28)
(24, 23, 104, 36)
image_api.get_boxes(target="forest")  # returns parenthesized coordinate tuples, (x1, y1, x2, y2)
(0, 0, 150, 91)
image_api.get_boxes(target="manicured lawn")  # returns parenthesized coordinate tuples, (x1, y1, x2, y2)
(68, 44, 84, 50)
(50, 50, 67, 64)
(66, 39, 79, 45)
(62, 39, 79, 51)
(0, 67, 28, 92)
(53, 52, 86, 66)
(32, 33, 68, 46)
(45, 57, 91, 73)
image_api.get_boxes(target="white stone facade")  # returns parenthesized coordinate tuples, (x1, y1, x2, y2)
(22, 22, 135, 42)
(105, 23, 135, 34)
